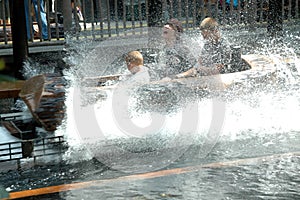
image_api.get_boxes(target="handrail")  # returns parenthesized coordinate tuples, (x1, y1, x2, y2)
(0, 0, 299, 50)
(0, 135, 66, 163)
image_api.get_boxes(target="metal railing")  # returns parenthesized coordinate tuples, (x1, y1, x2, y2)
(0, 136, 66, 163)
(0, 112, 67, 164)
(0, 0, 299, 48)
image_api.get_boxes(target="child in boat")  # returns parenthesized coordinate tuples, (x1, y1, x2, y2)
(172, 17, 231, 78)
(98, 51, 149, 87)
(122, 50, 150, 85)
(159, 18, 197, 78)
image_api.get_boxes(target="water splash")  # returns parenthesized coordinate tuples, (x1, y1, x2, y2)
(221, 88, 300, 141)
(22, 58, 56, 79)
(268, 47, 300, 85)
(59, 30, 300, 167)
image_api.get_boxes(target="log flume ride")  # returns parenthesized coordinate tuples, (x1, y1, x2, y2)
(0, 50, 279, 138)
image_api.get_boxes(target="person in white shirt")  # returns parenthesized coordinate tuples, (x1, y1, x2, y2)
(122, 50, 150, 85)
(111, 51, 150, 117)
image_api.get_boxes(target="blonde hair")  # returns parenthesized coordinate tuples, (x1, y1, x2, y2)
(125, 51, 143, 66)
(200, 17, 219, 31)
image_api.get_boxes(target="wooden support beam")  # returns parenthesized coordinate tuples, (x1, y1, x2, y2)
(147, 0, 163, 48)
(62, 0, 73, 34)
(147, 0, 162, 27)
(10, 0, 28, 80)
(268, 0, 283, 36)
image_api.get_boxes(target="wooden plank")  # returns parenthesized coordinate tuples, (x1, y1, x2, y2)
(19, 74, 66, 132)
(221, 54, 277, 86)
(0, 80, 24, 99)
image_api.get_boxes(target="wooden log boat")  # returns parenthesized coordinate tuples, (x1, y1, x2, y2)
(18, 74, 66, 132)
(81, 53, 278, 113)
(85, 53, 277, 95)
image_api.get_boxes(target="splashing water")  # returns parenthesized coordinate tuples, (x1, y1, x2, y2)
(268, 48, 300, 85)
(221, 88, 300, 140)
(55, 30, 300, 171)
(22, 57, 57, 79)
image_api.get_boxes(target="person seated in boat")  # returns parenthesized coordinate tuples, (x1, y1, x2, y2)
(121, 50, 150, 85)
(170, 17, 232, 79)
(159, 18, 197, 78)
(98, 51, 149, 87)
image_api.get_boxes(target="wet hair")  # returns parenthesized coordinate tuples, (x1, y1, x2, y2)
(199, 17, 219, 31)
(165, 18, 184, 34)
(125, 51, 143, 66)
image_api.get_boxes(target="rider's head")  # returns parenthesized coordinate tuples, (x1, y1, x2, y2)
(199, 17, 221, 42)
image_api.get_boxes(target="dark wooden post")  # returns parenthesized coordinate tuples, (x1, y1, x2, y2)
(62, 0, 72, 34)
(267, 0, 283, 36)
(148, 0, 162, 27)
(147, 0, 163, 48)
(246, 0, 257, 31)
(10, 0, 28, 80)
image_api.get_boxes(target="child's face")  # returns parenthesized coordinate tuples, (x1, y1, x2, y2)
(127, 63, 139, 74)
(201, 29, 212, 40)
(129, 66, 140, 74)
(201, 29, 219, 41)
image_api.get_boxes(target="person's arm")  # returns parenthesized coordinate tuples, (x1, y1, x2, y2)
(175, 60, 224, 78)
(160, 67, 196, 81)
(196, 64, 224, 76)
(171, 60, 204, 78)
(174, 67, 197, 78)
(162, 59, 223, 80)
